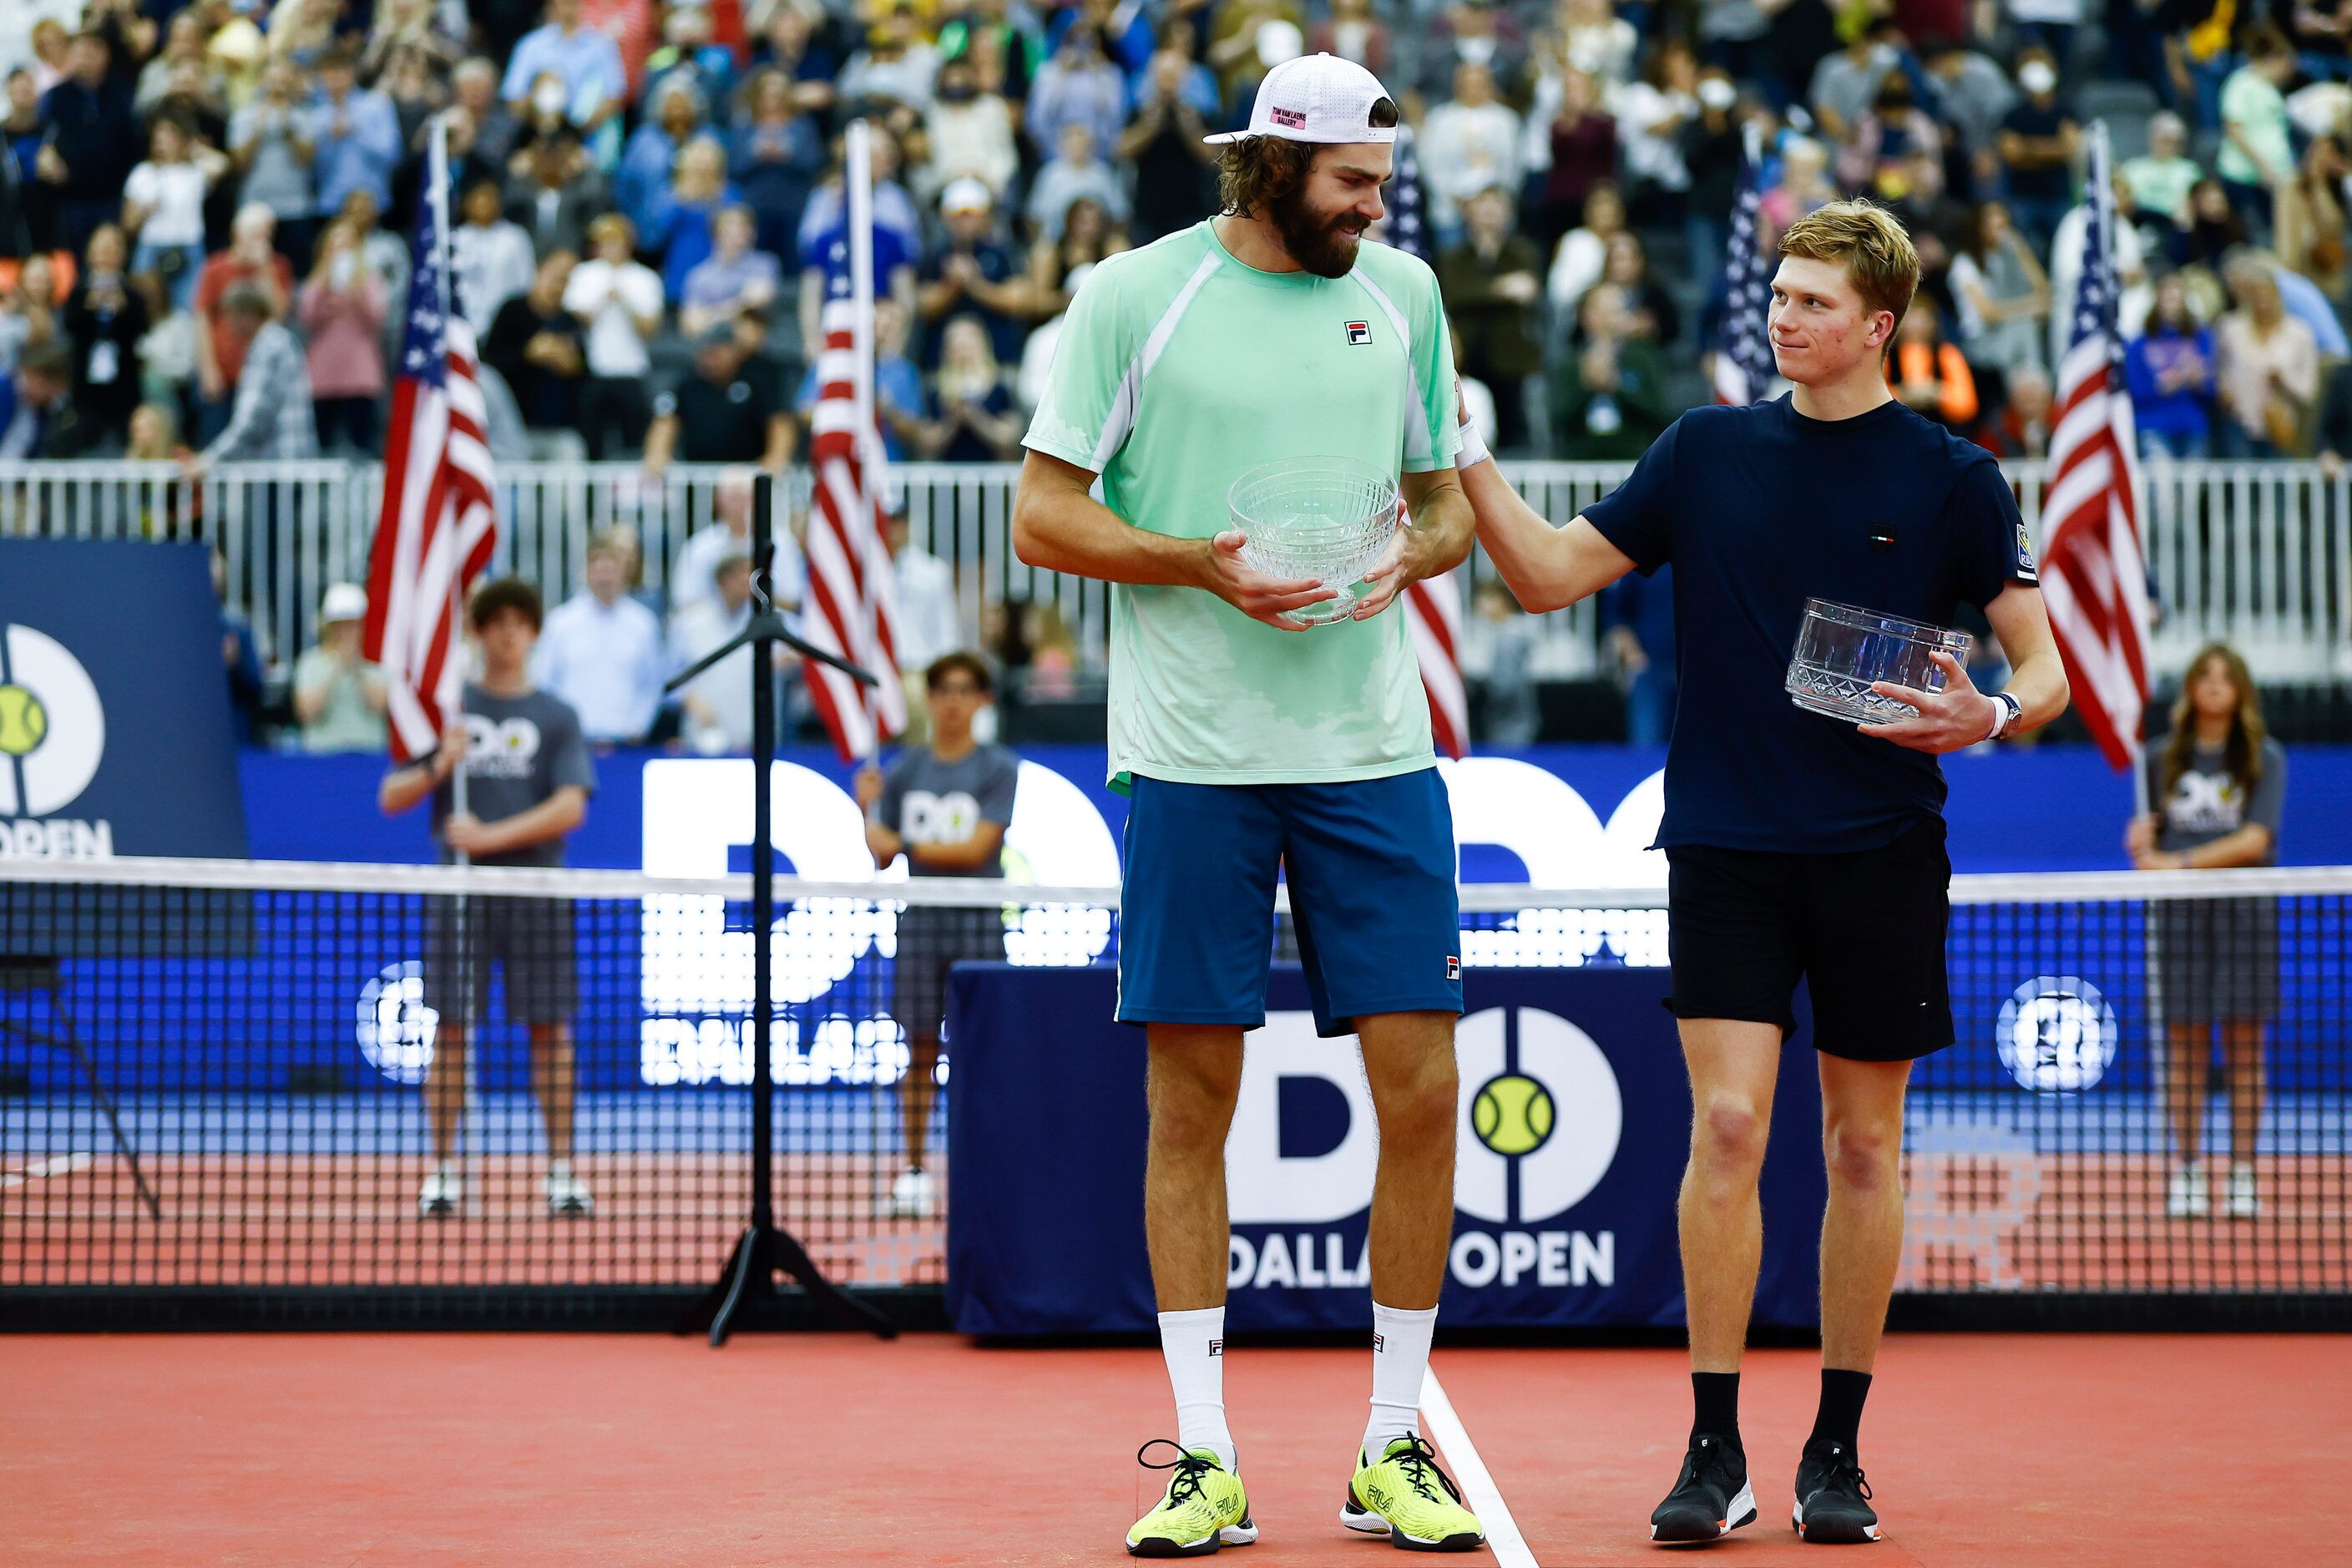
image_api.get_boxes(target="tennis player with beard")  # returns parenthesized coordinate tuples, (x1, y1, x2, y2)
(1454, 201, 2070, 1546)
(1014, 53, 1486, 1559)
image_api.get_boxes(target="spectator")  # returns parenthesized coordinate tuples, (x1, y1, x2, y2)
(1920, 36, 2017, 193)
(2122, 111, 2203, 229)
(2008, 0, 2086, 77)
(1884, 294, 1979, 430)
(119, 119, 224, 316)
(306, 50, 401, 223)
(746, 2, 841, 124)
(670, 549, 762, 754)
(1805, 21, 1896, 145)
(840, 3, 941, 112)
(1546, 181, 1626, 317)
(797, 296, 927, 458)
(1837, 68, 1943, 201)
(912, 53, 1015, 202)
(2127, 271, 2218, 458)
(1028, 123, 1128, 243)
(922, 314, 1023, 460)
(2050, 169, 2149, 367)
(1603, 230, 1682, 347)
(1027, 194, 1125, 320)
(644, 323, 793, 475)
(615, 77, 705, 240)
(339, 189, 411, 372)
(1995, 48, 2079, 252)
(919, 179, 1029, 366)
(563, 212, 661, 458)
(378, 575, 596, 1219)
(647, 134, 739, 303)
(126, 400, 182, 462)
(230, 61, 319, 271)
(532, 534, 668, 744)
(1420, 62, 1522, 238)
(1614, 38, 1699, 228)
(5, 70, 48, 255)
(1532, 68, 1616, 261)
(1421, 0, 1529, 101)
(483, 247, 584, 456)
(212, 550, 266, 743)
(887, 509, 960, 715)
(2172, 177, 2249, 303)
(293, 582, 389, 753)
(642, 3, 736, 117)
(192, 283, 317, 464)
(2217, 29, 2297, 237)
(297, 217, 387, 454)
(2275, 134, 2349, 309)
(1948, 200, 2051, 378)
(731, 66, 825, 265)
(796, 132, 923, 266)
(670, 465, 807, 623)
(1600, 556, 1675, 747)
(450, 57, 522, 173)
(1027, 23, 1127, 159)
(0, 338, 79, 457)
(1439, 185, 1543, 453)
(37, 33, 140, 257)
(2215, 253, 2319, 456)
(193, 205, 294, 442)
(2130, 644, 2285, 1222)
(505, 129, 604, 260)
(136, 14, 219, 122)
(853, 650, 1019, 1219)
(500, 0, 625, 141)
(1677, 68, 1743, 265)
(267, 0, 345, 73)
(1760, 133, 1835, 234)
(1560, 0, 1639, 89)
(679, 204, 780, 341)
(359, 0, 465, 83)
(797, 196, 921, 357)
(1551, 281, 1672, 458)
(1977, 363, 2055, 458)
(59, 223, 146, 453)
(450, 178, 534, 338)
(1116, 47, 1218, 245)
(1313, 0, 1393, 76)
(1464, 581, 1540, 745)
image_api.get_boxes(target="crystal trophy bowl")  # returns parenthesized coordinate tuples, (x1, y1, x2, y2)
(1785, 598, 1974, 724)
(1227, 457, 1400, 626)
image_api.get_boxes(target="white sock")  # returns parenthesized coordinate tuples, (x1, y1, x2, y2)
(436, 1158, 459, 1182)
(549, 1158, 573, 1181)
(1158, 1307, 1234, 1472)
(1365, 1302, 1439, 1459)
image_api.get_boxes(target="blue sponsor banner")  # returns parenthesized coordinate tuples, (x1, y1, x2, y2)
(943, 964, 1830, 1334)
(0, 539, 246, 860)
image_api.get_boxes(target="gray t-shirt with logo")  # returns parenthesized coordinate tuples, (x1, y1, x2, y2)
(878, 744, 1019, 878)
(422, 685, 598, 867)
(2151, 738, 2287, 860)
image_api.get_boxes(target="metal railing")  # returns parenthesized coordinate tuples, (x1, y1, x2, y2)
(3, 458, 2346, 683)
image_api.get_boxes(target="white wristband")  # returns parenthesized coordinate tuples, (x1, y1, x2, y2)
(1455, 416, 1491, 471)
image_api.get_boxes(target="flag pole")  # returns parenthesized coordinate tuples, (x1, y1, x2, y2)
(2093, 118, 2152, 822)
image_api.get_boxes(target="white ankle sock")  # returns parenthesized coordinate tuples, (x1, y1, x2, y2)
(1364, 1301, 1439, 1459)
(1158, 1307, 1234, 1471)
(549, 1158, 573, 1181)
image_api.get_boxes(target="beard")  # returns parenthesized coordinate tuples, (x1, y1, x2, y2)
(1268, 183, 1368, 278)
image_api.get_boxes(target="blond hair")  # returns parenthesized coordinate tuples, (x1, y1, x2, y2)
(1778, 199, 1920, 335)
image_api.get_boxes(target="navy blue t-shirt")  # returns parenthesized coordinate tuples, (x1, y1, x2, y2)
(1584, 394, 2038, 854)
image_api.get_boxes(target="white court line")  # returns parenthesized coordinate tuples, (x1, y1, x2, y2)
(1423, 1366, 1539, 1568)
(0, 1152, 96, 1188)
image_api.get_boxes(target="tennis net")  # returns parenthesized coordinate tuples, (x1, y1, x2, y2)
(3, 857, 2344, 1328)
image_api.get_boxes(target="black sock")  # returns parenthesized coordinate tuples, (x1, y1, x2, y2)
(1691, 1372, 1741, 1449)
(1809, 1368, 1873, 1453)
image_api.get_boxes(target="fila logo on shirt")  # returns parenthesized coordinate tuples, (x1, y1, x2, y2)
(1343, 320, 1373, 346)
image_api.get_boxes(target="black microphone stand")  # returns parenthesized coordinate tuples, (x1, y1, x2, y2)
(670, 473, 896, 1343)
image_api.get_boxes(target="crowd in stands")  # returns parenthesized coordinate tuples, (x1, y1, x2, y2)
(13, 0, 2352, 744)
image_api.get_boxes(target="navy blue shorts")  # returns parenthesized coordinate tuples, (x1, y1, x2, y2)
(1117, 770, 1463, 1039)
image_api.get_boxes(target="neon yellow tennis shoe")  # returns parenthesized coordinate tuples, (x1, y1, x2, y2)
(1341, 1435, 1487, 1552)
(1126, 1440, 1257, 1557)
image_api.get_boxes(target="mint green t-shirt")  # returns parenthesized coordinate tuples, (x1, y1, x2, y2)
(1022, 220, 1459, 787)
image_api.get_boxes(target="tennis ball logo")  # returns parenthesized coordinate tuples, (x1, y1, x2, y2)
(1472, 1072, 1555, 1157)
(0, 684, 45, 756)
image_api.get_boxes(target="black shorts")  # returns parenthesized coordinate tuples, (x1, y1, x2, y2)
(893, 904, 1006, 1041)
(1664, 820, 1953, 1063)
(421, 895, 578, 1027)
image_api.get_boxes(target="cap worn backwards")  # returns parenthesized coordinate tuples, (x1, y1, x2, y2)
(1203, 53, 1397, 147)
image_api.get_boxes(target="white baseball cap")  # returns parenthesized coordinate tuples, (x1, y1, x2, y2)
(321, 583, 368, 624)
(1204, 53, 1397, 147)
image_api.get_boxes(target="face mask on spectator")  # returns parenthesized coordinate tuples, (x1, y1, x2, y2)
(533, 79, 568, 119)
(1697, 78, 1736, 111)
(2019, 61, 2056, 95)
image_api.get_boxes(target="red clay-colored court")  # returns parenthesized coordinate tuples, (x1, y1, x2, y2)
(5, 1332, 2342, 1565)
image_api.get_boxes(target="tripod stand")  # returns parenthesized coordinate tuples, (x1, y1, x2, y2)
(669, 475, 896, 1344)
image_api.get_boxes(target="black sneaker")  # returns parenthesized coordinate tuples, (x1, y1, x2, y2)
(1793, 1440, 1880, 1544)
(1649, 1433, 1756, 1544)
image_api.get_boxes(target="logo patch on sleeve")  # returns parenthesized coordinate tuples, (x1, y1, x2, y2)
(1344, 320, 1373, 346)
(2016, 519, 2040, 580)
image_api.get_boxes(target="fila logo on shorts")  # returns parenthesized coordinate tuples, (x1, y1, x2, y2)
(1373, 1333, 1386, 1353)
(1447, 956, 1461, 981)
(1344, 320, 1373, 346)
(1207, 1338, 1224, 1357)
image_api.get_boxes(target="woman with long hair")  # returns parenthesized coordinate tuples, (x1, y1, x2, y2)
(2125, 271, 2216, 459)
(2127, 645, 2289, 1220)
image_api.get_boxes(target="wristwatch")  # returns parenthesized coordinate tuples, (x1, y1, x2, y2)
(1987, 690, 2023, 741)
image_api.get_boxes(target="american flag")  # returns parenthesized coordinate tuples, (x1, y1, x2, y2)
(2038, 123, 2148, 773)
(364, 124, 497, 765)
(1381, 125, 1466, 757)
(799, 126, 905, 760)
(1713, 139, 1775, 405)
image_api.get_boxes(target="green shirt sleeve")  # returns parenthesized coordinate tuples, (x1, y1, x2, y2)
(1021, 258, 1134, 473)
(1405, 260, 1460, 473)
